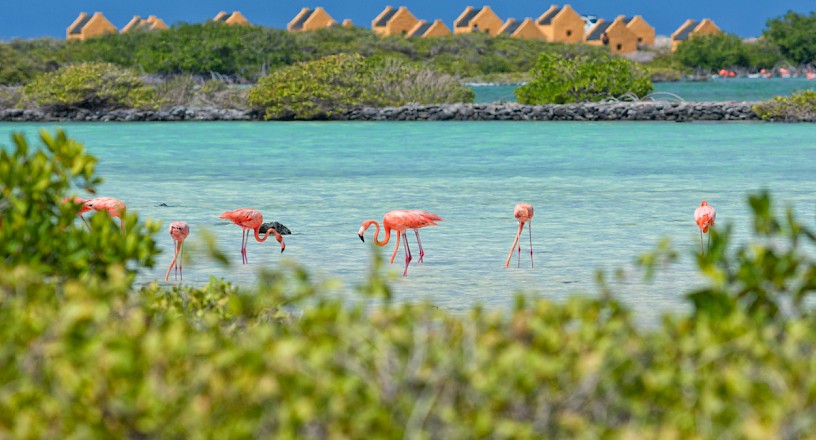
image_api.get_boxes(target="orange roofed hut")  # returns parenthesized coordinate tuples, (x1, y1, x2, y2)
(288, 7, 338, 32)
(623, 15, 655, 48)
(671, 18, 721, 51)
(453, 6, 503, 36)
(584, 16, 638, 54)
(121, 15, 168, 33)
(499, 18, 544, 40)
(372, 6, 420, 36)
(405, 20, 452, 38)
(213, 11, 250, 25)
(66, 12, 117, 41)
(536, 4, 584, 43)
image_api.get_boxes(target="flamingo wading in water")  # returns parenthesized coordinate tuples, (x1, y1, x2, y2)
(694, 200, 716, 254)
(84, 197, 127, 234)
(506, 203, 534, 268)
(219, 208, 285, 264)
(165, 221, 190, 282)
(358, 210, 443, 277)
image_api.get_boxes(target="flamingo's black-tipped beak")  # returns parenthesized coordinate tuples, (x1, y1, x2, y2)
(359, 233, 365, 242)
(281, 244, 286, 253)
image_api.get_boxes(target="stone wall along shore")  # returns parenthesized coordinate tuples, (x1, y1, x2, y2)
(0, 101, 767, 122)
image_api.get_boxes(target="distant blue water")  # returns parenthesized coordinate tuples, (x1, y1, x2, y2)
(2, 122, 815, 325)
(472, 77, 816, 103)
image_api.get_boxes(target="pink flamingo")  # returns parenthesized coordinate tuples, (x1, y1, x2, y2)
(358, 210, 443, 277)
(219, 208, 285, 264)
(505, 203, 534, 268)
(62, 196, 92, 229)
(694, 200, 716, 254)
(84, 197, 127, 234)
(165, 221, 190, 282)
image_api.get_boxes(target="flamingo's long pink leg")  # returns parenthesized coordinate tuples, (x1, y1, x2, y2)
(165, 240, 181, 282)
(414, 229, 425, 263)
(390, 231, 402, 264)
(402, 232, 413, 277)
(179, 241, 184, 280)
(528, 221, 533, 268)
(700, 230, 704, 255)
(505, 222, 523, 269)
(242, 228, 249, 264)
(79, 214, 91, 231)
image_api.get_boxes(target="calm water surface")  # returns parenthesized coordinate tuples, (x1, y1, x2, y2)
(2, 121, 815, 324)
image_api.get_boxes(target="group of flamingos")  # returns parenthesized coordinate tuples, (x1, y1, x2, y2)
(64, 197, 717, 281)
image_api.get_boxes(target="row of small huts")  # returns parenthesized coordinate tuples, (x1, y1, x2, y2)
(67, 5, 722, 53)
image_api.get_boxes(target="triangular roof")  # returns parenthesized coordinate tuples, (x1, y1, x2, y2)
(501, 19, 523, 35)
(456, 7, 481, 28)
(374, 7, 399, 27)
(585, 21, 611, 41)
(673, 19, 698, 41)
(290, 9, 314, 30)
(408, 21, 433, 37)
(68, 13, 93, 35)
(537, 6, 561, 26)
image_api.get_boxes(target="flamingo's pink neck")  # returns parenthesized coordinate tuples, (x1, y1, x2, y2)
(366, 221, 390, 247)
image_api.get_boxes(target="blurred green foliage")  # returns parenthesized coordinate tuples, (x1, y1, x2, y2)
(674, 33, 784, 70)
(516, 51, 653, 104)
(248, 53, 474, 119)
(3, 130, 816, 438)
(21, 62, 157, 111)
(752, 90, 816, 121)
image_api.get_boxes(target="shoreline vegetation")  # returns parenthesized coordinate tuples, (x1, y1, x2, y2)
(4, 130, 816, 437)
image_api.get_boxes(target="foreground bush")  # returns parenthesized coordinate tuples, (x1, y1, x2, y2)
(752, 90, 816, 121)
(21, 62, 156, 111)
(3, 131, 816, 438)
(516, 51, 653, 104)
(248, 53, 473, 120)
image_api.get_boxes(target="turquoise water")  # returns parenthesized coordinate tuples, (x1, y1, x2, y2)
(2, 122, 815, 324)
(472, 77, 816, 103)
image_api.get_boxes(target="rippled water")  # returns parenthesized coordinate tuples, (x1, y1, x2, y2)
(2, 121, 815, 324)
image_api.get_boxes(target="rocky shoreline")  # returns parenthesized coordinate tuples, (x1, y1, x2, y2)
(0, 101, 775, 122)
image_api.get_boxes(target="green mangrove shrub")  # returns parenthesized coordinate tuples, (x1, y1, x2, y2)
(516, 51, 653, 104)
(4, 130, 816, 438)
(21, 62, 156, 111)
(248, 53, 474, 120)
(752, 90, 816, 121)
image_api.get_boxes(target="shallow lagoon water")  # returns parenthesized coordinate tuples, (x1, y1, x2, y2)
(2, 121, 815, 324)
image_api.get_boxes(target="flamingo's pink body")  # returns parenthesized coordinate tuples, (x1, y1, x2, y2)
(506, 203, 534, 268)
(84, 197, 127, 233)
(694, 200, 716, 254)
(219, 208, 285, 264)
(358, 210, 443, 277)
(165, 221, 190, 282)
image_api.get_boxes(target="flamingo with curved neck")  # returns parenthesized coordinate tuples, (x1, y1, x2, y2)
(220, 208, 285, 264)
(358, 210, 443, 277)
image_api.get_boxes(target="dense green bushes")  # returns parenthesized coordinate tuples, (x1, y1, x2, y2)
(752, 90, 816, 121)
(674, 33, 784, 70)
(516, 51, 653, 104)
(21, 62, 156, 111)
(4, 130, 816, 437)
(248, 53, 473, 119)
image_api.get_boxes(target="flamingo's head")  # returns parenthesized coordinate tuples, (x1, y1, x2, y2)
(358, 220, 376, 242)
(62, 197, 91, 213)
(169, 221, 190, 240)
(701, 200, 708, 206)
(277, 234, 285, 253)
